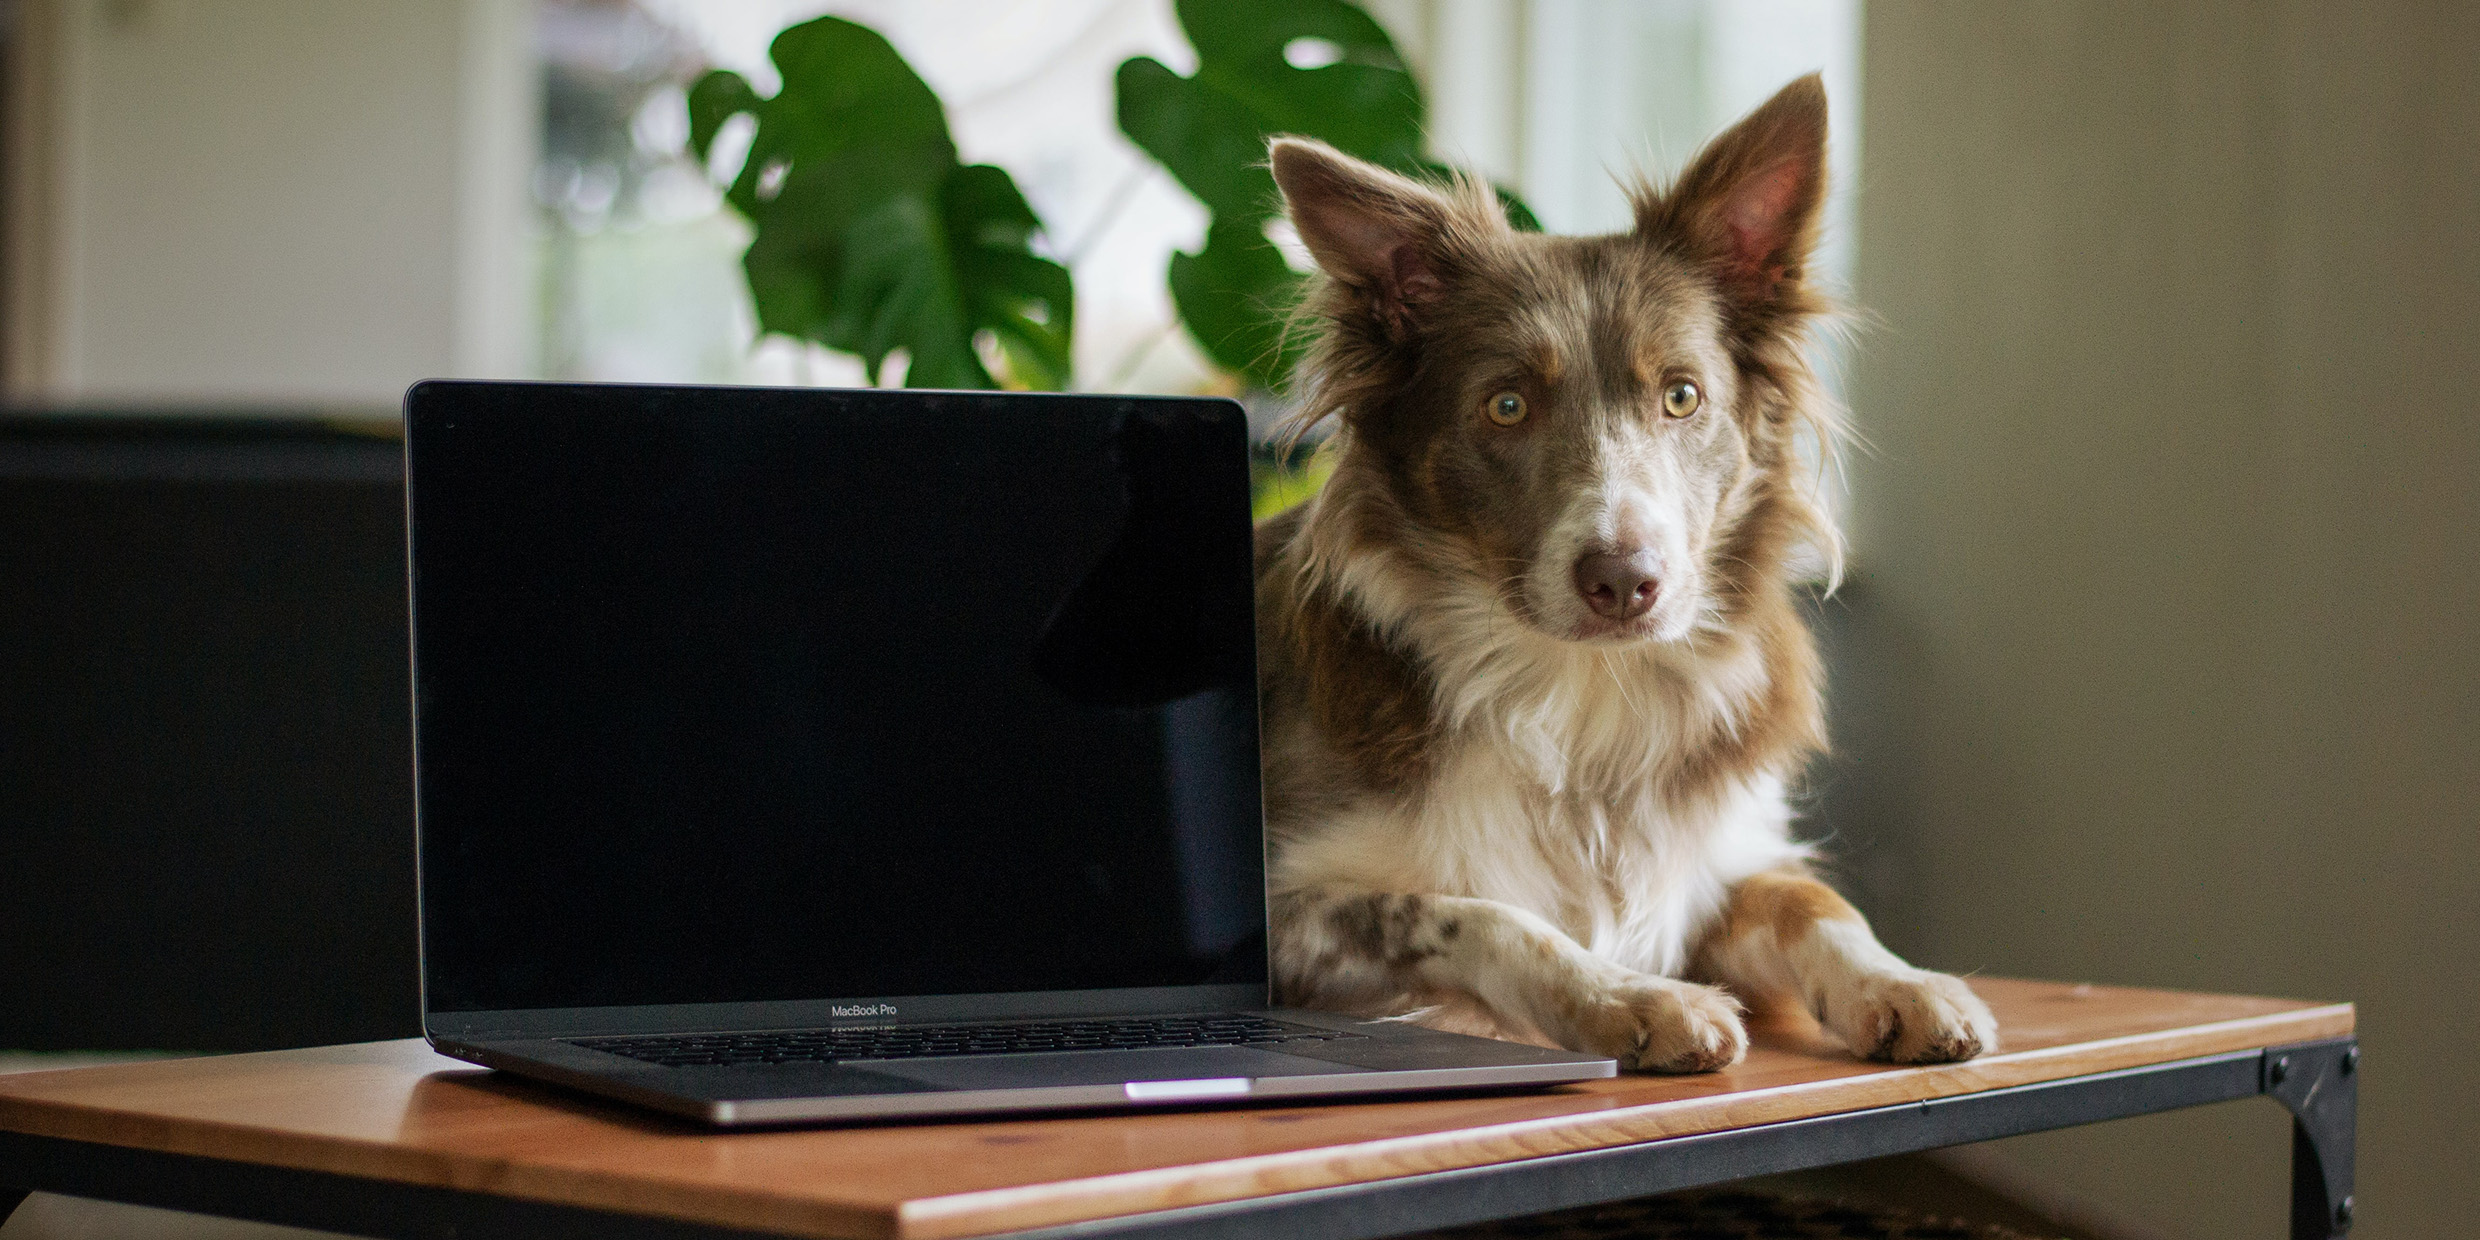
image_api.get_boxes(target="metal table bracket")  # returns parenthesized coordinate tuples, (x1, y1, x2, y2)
(2266, 1037, 2358, 1240)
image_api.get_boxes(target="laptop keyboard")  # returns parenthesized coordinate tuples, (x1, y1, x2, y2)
(573, 1015, 1367, 1068)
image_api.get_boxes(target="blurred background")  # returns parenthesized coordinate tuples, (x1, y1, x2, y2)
(1, 2, 2473, 1238)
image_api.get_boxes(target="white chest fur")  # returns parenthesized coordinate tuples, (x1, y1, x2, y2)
(1273, 536, 1813, 978)
(1268, 618, 1811, 980)
(1271, 746, 1805, 979)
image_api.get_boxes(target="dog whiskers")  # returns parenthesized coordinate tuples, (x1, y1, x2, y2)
(1598, 648, 1646, 718)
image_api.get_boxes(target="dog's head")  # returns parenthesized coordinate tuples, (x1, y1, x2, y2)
(1272, 75, 1839, 646)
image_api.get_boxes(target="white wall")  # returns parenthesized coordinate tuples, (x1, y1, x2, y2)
(2, 0, 536, 410)
(1382, 0, 1859, 271)
(1838, 2, 2480, 1236)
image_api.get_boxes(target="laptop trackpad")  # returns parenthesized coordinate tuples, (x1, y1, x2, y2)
(878, 1046, 1340, 1092)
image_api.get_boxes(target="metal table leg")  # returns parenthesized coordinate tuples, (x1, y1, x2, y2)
(2266, 1038, 2358, 1240)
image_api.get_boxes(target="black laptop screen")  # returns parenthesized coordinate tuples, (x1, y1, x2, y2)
(407, 383, 1267, 1015)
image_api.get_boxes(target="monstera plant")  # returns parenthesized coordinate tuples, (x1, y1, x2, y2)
(687, 18, 1072, 390)
(687, 1, 1526, 395)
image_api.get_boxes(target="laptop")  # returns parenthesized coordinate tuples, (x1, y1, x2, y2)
(402, 380, 1614, 1125)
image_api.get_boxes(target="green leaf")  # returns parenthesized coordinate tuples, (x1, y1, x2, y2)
(1116, 0, 1532, 392)
(1169, 219, 1305, 385)
(687, 16, 1072, 390)
(1115, 56, 1285, 230)
(686, 71, 760, 160)
(944, 164, 1074, 390)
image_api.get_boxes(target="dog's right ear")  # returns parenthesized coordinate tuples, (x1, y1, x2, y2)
(1270, 138, 1458, 339)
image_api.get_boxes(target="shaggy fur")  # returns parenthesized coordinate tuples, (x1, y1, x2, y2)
(1257, 76, 1996, 1070)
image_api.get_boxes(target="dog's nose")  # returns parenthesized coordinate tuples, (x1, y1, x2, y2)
(1574, 550, 1661, 621)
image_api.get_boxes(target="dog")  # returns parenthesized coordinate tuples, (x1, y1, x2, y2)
(1253, 74, 1996, 1071)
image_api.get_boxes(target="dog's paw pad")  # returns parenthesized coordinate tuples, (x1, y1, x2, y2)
(1831, 971, 1998, 1064)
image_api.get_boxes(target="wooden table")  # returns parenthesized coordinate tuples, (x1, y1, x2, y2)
(0, 979, 2357, 1240)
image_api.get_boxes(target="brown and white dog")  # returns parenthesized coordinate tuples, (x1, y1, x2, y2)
(1254, 75, 1996, 1071)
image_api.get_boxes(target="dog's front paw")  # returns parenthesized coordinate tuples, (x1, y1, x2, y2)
(1566, 975, 1747, 1073)
(1826, 970, 1997, 1063)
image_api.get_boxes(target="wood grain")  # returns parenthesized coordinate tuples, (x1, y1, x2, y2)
(0, 979, 2351, 1240)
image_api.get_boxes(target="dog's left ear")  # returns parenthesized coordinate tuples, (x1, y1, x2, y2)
(1636, 74, 1828, 315)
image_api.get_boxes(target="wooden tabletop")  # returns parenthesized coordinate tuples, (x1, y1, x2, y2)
(0, 979, 2350, 1240)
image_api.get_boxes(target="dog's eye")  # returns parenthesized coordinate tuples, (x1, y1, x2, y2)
(1662, 380, 1703, 419)
(1485, 391, 1528, 426)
